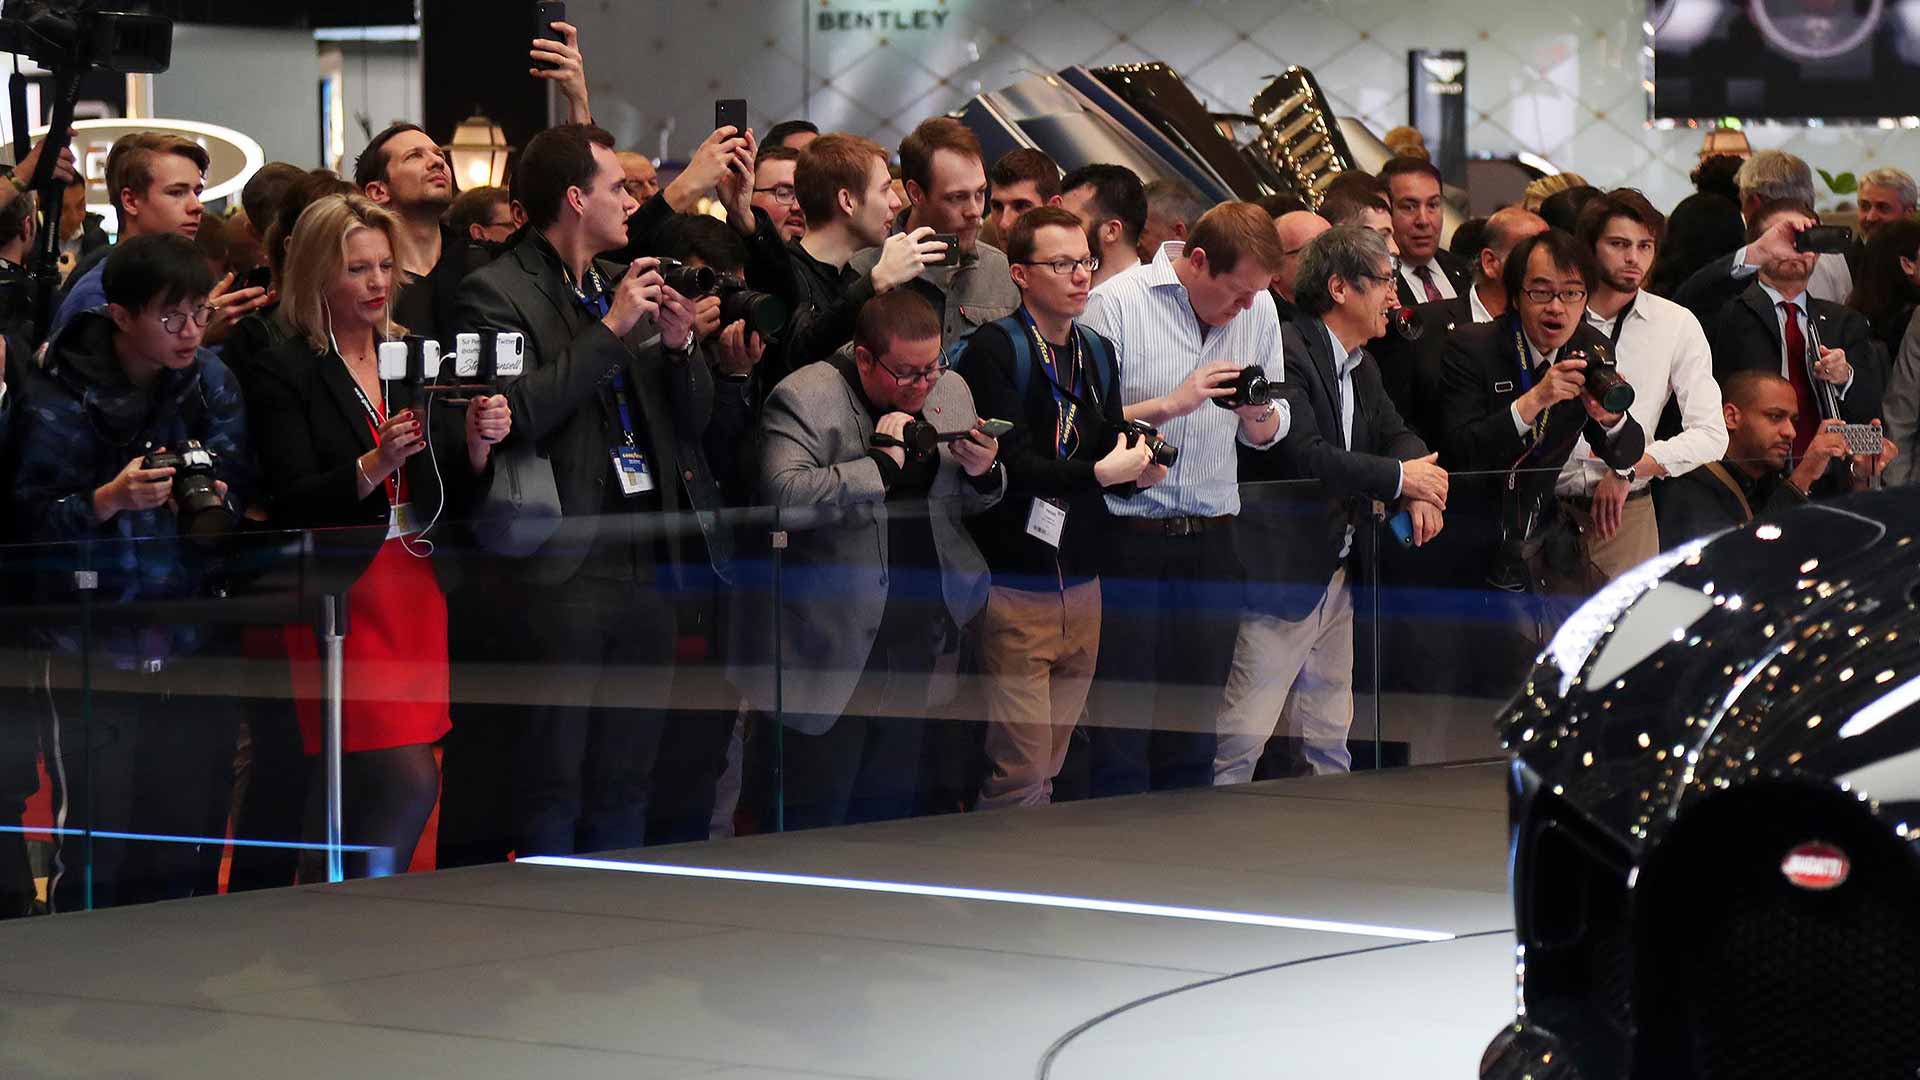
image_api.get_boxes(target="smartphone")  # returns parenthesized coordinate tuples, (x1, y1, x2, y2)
(533, 1, 566, 71)
(974, 418, 1014, 439)
(1794, 224, 1853, 254)
(715, 98, 748, 136)
(930, 233, 960, 266)
(240, 265, 273, 292)
(1833, 422, 1885, 456)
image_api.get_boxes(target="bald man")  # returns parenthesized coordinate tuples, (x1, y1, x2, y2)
(1270, 210, 1330, 321)
(1463, 206, 1549, 324)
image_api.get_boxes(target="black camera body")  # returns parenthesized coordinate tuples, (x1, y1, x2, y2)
(1121, 419, 1179, 468)
(1213, 365, 1272, 410)
(0, 3, 171, 75)
(143, 440, 231, 537)
(1568, 341, 1634, 414)
(898, 418, 940, 456)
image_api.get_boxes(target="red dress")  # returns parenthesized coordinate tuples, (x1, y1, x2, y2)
(284, 398, 452, 755)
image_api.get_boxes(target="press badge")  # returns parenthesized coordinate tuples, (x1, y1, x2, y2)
(611, 445, 656, 496)
(1026, 498, 1066, 548)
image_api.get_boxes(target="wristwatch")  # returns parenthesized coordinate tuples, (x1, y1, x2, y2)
(669, 329, 695, 354)
(1613, 464, 1636, 484)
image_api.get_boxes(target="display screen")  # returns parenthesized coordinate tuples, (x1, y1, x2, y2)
(1651, 0, 1920, 120)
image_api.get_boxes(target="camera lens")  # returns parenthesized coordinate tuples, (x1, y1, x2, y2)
(717, 284, 790, 341)
(658, 259, 717, 297)
(1214, 366, 1270, 409)
(900, 419, 938, 454)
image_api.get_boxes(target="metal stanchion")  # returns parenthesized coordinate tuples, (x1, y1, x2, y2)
(770, 527, 787, 834)
(320, 593, 347, 883)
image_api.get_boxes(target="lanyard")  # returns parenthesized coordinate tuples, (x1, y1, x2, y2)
(567, 264, 638, 447)
(345, 369, 399, 504)
(1511, 318, 1538, 394)
(1604, 295, 1636, 349)
(1020, 308, 1082, 460)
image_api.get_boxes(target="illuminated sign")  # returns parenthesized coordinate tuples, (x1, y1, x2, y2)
(30, 117, 265, 229)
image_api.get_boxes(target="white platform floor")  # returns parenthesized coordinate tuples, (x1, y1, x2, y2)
(0, 761, 1518, 1079)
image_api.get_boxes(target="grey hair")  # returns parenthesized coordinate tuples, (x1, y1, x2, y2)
(1735, 150, 1815, 206)
(1144, 179, 1210, 232)
(1861, 167, 1919, 210)
(1295, 224, 1391, 317)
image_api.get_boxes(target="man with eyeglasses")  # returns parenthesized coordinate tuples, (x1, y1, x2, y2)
(739, 289, 1004, 829)
(13, 233, 251, 910)
(956, 206, 1161, 808)
(750, 145, 807, 242)
(1440, 230, 1645, 607)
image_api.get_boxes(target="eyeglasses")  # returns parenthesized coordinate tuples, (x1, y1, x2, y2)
(158, 304, 216, 334)
(1354, 271, 1396, 287)
(753, 184, 797, 206)
(1522, 286, 1589, 306)
(876, 356, 949, 386)
(1019, 256, 1100, 276)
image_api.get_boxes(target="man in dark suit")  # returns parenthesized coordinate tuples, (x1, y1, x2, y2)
(1382, 157, 1472, 309)
(1218, 225, 1447, 778)
(449, 123, 712, 859)
(1439, 230, 1646, 605)
(1267, 209, 1329, 324)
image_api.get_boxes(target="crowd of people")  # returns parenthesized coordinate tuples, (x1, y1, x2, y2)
(0, 20, 1913, 915)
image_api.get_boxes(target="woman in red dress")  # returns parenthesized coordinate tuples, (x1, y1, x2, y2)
(247, 194, 511, 878)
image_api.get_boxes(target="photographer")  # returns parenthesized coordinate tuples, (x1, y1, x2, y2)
(958, 206, 1158, 809)
(737, 289, 1003, 829)
(450, 123, 710, 859)
(0, 181, 35, 345)
(12, 233, 250, 910)
(246, 194, 511, 880)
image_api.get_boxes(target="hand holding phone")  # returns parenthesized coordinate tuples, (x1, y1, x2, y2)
(532, 1, 566, 71)
(715, 98, 747, 135)
(1794, 224, 1853, 255)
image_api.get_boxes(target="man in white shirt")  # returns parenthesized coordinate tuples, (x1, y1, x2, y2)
(1078, 202, 1289, 796)
(1565, 189, 1728, 582)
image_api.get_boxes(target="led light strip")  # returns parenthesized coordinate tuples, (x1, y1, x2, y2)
(519, 856, 1456, 943)
(0, 825, 380, 853)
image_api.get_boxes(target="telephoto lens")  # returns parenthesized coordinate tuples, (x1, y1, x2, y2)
(1213, 365, 1272, 409)
(142, 440, 233, 538)
(657, 258, 717, 297)
(1573, 342, 1635, 413)
(716, 282, 790, 341)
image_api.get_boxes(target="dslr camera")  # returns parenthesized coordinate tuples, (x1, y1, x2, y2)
(1213, 365, 1272, 410)
(1566, 340, 1633, 414)
(655, 259, 790, 342)
(143, 440, 232, 537)
(1121, 419, 1179, 468)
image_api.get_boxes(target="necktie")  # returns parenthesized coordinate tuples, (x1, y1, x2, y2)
(1780, 301, 1818, 457)
(1414, 263, 1443, 303)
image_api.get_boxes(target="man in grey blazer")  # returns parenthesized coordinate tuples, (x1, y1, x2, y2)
(736, 290, 1005, 829)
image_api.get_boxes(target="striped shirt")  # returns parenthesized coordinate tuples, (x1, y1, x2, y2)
(1081, 241, 1290, 518)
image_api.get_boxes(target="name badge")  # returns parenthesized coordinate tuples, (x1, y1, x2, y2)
(1026, 498, 1066, 548)
(1494, 380, 1515, 394)
(611, 445, 656, 496)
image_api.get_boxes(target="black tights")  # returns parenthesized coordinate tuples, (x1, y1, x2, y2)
(300, 744, 439, 881)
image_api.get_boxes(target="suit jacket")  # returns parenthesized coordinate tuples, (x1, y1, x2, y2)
(450, 229, 720, 586)
(1369, 295, 1470, 447)
(1703, 281, 1885, 425)
(1674, 249, 1854, 326)
(730, 360, 1004, 731)
(1240, 317, 1427, 619)
(1394, 249, 1473, 310)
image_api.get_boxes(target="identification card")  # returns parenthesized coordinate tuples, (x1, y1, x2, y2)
(1025, 498, 1066, 548)
(611, 446, 656, 496)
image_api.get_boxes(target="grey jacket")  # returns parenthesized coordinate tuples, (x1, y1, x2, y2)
(729, 359, 1004, 732)
(846, 240, 1021, 357)
(1885, 317, 1920, 487)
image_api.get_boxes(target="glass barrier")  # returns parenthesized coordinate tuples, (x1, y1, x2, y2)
(0, 453, 1843, 914)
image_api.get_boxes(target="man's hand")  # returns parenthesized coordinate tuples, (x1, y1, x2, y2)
(1407, 499, 1444, 546)
(1136, 462, 1170, 489)
(715, 128, 758, 231)
(208, 272, 272, 330)
(1399, 451, 1448, 508)
(1814, 345, 1852, 387)
(1744, 211, 1814, 268)
(665, 127, 751, 213)
(657, 286, 698, 352)
(603, 258, 663, 338)
(1789, 420, 1852, 494)
(1093, 432, 1154, 487)
(1517, 358, 1586, 423)
(870, 227, 947, 293)
(93, 453, 174, 522)
(1169, 360, 1243, 418)
(714, 320, 764, 377)
(874, 412, 912, 469)
(1590, 468, 1630, 540)
(692, 295, 723, 341)
(531, 21, 592, 124)
(465, 394, 512, 473)
(14, 131, 78, 186)
(950, 427, 1000, 477)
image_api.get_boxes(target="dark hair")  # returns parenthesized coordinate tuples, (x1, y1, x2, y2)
(446, 185, 511, 236)
(1575, 188, 1668, 252)
(1722, 368, 1794, 410)
(1538, 185, 1601, 233)
(755, 144, 801, 168)
(1745, 197, 1817, 243)
(0, 186, 33, 245)
(795, 133, 887, 227)
(853, 288, 941, 360)
(898, 116, 981, 193)
(1186, 201, 1287, 275)
(989, 148, 1061, 202)
(1846, 218, 1920, 336)
(517, 123, 617, 229)
(240, 162, 305, 235)
(1691, 154, 1744, 203)
(266, 169, 357, 286)
(1502, 229, 1597, 304)
(1647, 192, 1746, 298)
(1005, 205, 1085, 266)
(1449, 217, 1489, 262)
(354, 122, 431, 189)
(764, 119, 819, 151)
(103, 232, 215, 312)
(658, 212, 750, 276)
(1318, 172, 1389, 227)
(1379, 156, 1444, 192)
(1257, 193, 1309, 219)
(1059, 163, 1147, 244)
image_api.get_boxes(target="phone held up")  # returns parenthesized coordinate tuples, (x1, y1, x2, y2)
(1794, 224, 1853, 254)
(715, 98, 747, 135)
(929, 233, 961, 266)
(532, 1, 565, 71)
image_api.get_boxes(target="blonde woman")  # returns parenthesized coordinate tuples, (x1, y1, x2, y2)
(246, 193, 511, 878)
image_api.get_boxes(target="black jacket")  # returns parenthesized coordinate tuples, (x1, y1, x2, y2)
(1658, 459, 1808, 551)
(1394, 250, 1473, 310)
(450, 229, 722, 586)
(1368, 294, 1470, 448)
(1703, 281, 1885, 424)
(393, 223, 503, 344)
(956, 315, 1130, 587)
(1240, 317, 1427, 619)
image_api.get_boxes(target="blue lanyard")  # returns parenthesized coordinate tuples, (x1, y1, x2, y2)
(566, 264, 637, 445)
(1019, 307, 1081, 460)
(1510, 318, 1536, 393)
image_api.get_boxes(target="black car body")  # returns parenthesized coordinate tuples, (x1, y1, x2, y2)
(1481, 490, 1920, 1079)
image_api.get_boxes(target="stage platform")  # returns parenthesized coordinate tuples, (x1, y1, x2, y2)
(0, 761, 1518, 1079)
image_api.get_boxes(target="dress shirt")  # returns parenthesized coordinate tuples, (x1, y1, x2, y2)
(1467, 282, 1496, 325)
(1755, 280, 1854, 399)
(1081, 241, 1290, 518)
(1561, 289, 1727, 496)
(1400, 258, 1457, 302)
(1325, 325, 1402, 558)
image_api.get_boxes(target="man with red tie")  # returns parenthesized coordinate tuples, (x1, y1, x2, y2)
(1701, 198, 1884, 489)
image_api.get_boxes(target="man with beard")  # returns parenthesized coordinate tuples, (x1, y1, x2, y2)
(750, 145, 807, 242)
(1566, 189, 1726, 583)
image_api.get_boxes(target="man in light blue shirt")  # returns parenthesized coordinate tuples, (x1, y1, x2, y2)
(1077, 201, 1289, 796)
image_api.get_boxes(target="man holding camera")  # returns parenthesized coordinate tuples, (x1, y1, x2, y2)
(13, 234, 250, 910)
(1218, 225, 1445, 780)
(1439, 230, 1646, 602)
(1565, 189, 1727, 584)
(450, 123, 710, 859)
(737, 290, 1003, 829)
(1077, 202, 1290, 796)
